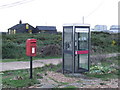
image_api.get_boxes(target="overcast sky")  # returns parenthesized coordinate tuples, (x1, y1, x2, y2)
(0, 0, 119, 32)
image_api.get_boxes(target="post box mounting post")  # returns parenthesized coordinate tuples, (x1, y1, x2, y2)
(30, 56, 33, 79)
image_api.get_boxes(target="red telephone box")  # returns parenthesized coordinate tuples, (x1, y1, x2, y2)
(26, 39, 37, 56)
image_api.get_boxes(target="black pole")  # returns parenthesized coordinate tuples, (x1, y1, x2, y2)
(30, 56, 33, 79)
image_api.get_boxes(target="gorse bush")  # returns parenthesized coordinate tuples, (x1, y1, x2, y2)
(91, 32, 119, 54)
(2, 32, 119, 59)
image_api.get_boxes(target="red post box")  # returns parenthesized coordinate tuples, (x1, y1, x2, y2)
(26, 39, 37, 56)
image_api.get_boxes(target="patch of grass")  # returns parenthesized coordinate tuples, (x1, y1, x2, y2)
(99, 82, 106, 85)
(41, 63, 62, 72)
(35, 56, 61, 60)
(54, 85, 77, 90)
(2, 59, 29, 62)
(64, 85, 77, 88)
(2, 68, 41, 88)
(2, 56, 62, 62)
(2, 78, 39, 88)
(60, 82, 69, 85)
(2, 69, 40, 88)
(52, 88, 77, 90)
(76, 80, 82, 83)
(85, 73, 118, 81)
(2, 63, 62, 88)
(105, 56, 119, 64)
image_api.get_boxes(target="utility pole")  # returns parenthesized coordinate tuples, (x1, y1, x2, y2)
(82, 16, 84, 24)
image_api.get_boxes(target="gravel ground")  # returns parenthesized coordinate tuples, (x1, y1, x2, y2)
(29, 71, 119, 88)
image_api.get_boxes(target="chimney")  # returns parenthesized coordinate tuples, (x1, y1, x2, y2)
(19, 20, 22, 24)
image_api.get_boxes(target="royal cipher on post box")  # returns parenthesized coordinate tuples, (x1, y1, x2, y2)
(26, 39, 37, 56)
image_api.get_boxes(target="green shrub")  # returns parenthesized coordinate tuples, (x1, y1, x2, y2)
(2, 33, 62, 59)
(89, 65, 117, 74)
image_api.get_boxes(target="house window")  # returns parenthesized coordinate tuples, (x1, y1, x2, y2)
(14, 29, 16, 34)
(10, 30, 14, 34)
(26, 24, 29, 29)
(41, 30, 45, 33)
(28, 30, 32, 34)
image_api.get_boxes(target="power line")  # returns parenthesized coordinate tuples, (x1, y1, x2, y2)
(0, 0, 35, 9)
(84, 0, 104, 19)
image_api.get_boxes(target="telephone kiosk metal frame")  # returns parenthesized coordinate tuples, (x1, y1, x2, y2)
(62, 23, 90, 74)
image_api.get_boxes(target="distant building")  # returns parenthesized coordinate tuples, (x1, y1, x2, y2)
(36, 26, 57, 34)
(110, 25, 120, 30)
(109, 25, 120, 33)
(94, 25, 107, 31)
(8, 20, 36, 34)
(0, 32, 7, 35)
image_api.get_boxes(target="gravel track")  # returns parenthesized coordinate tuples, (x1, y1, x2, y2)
(1, 53, 119, 72)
